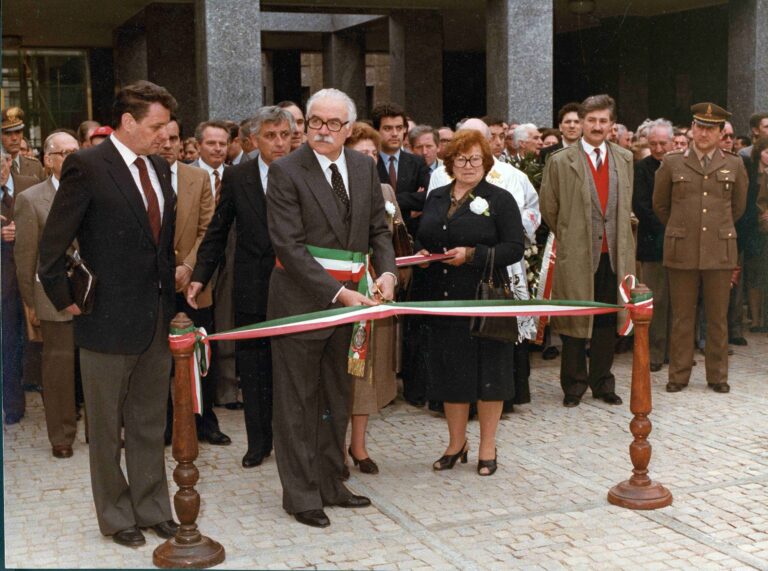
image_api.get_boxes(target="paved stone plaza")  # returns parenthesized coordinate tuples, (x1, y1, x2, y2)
(3, 331, 767, 570)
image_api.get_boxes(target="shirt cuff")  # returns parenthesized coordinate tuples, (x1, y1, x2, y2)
(332, 285, 345, 304)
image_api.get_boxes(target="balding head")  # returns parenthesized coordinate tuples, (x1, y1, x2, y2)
(43, 131, 79, 179)
(457, 118, 491, 140)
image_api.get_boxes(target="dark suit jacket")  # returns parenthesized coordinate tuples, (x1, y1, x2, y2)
(192, 157, 274, 316)
(2, 173, 37, 305)
(38, 138, 176, 354)
(377, 150, 430, 229)
(539, 141, 564, 164)
(267, 143, 396, 338)
(632, 155, 665, 262)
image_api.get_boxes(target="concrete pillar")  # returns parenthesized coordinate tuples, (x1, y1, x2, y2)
(195, 0, 262, 121)
(323, 29, 367, 119)
(486, 0, 553, 126)
(271, 50, 302, 105)
(728, 0, 768, 134)
(388, 10, 443, 126)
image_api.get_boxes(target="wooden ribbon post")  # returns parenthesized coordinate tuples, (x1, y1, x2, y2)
(154, 313, 225, 569)
(608, 284, 673, 510)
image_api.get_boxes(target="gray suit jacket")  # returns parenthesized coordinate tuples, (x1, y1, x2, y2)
(266, 143, 396, 338)
(14, 177, 72, 322)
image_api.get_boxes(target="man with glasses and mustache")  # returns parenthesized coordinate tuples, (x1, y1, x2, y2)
(14, 131, 80, 458)
(266, 88, 396, 528)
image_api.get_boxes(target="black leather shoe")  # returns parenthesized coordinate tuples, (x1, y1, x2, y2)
(201, 429, 232, 446)
(348, 446, 379, 474)
(666, 383, 685, 393)
(729, 337, 748, 346)
(242, 451, 265, 468)
(650, 363, 663, 372)
(326, 495, 371, 508)
(542, 346, 560, 360)
(52, 445, 73, 458)
(4, 413, 23, 425)
(594, 392, 623, 405)
(710, 383, 730, 393)
(112, 526, 146, 547)
(294, 509, 330, 528)
(563, 396, 580, 407)
(148, 520, 179, 539)
(224, 401, 244, 410)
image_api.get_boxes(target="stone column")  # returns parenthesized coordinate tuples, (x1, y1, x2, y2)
(486, 0, 553, 126)
(195, 0, 262, 121)
(323, 29, 367, 119)
(728, 0, 768, 134)
(388, 10, 443, 126)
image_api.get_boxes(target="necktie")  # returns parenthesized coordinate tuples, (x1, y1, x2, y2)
(134, 157, 161, 243)
(329, 163, 350, 212)
(594, 148, 602, 170)
(701, 155, 710, 170)
(11, 159, 19, 176)
(1, 185, 13, 211)
(388, 155, 398, 192)
(213, 170, 222, 206)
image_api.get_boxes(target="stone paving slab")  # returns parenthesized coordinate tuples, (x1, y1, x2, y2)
(3, 329, 768, 569)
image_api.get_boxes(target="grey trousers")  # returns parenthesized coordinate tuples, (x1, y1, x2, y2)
(271, 325, 355, 514)
(79, 307, 172, 535)
(640, 261, 670, 365)
(39, 320, 77, 447)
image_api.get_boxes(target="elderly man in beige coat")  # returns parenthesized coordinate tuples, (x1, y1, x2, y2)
(540, 94, 636, 408)
(14, 130, 80, 457)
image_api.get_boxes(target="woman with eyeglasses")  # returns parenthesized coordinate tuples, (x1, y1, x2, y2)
(414, 129, 524, 476)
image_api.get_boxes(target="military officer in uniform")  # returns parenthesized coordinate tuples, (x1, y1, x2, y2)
(653, 103, 748, 394)
(2, 108, 45, 181)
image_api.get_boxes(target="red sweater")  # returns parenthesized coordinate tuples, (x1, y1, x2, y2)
(586, 150, 609, 253)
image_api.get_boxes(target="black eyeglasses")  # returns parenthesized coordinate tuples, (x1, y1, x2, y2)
(454, 155, 483, 167)
(48, 150, 77, 158)
(307, 117, 348, 132)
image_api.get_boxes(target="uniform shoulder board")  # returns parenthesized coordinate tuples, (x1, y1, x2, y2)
(723, 149, 739, 156)
(666, 149, 684, 155)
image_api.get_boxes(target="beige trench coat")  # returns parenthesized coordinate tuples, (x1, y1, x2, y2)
(540, 142, 636, 338)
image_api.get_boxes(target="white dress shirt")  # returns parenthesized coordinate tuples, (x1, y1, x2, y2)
(580, 138, 607, 170)
(197, 159, 224, 201)
(379, 149, 401, 177)
(110, 133, 165, 217)
(169, 161, 178, 195)
(313, 149, 349, 195)
(258, 155, 270, 193)
(51, 174, 60, 191)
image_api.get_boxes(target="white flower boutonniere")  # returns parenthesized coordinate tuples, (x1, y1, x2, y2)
(384, 200, 396, 218)
(469, 196, 490, 216)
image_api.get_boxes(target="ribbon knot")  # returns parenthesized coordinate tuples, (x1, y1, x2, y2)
(619, 274, 654, 336)
(169, 325, 210, 415)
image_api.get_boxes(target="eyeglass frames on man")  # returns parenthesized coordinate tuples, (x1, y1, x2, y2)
(307, 117, 349, 132)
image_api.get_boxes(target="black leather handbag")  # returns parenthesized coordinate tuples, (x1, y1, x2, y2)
(469, 247, 518, 343)
(66, 250, 97, 315)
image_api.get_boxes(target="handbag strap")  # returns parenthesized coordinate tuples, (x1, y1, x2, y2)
(483, 247, 495, 286)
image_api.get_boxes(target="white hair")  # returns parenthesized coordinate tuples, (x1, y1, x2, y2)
(644, 118, 673, 140)
(513, 123, 537, 145)
(306, 88, 357, 125)
(44, 131, 78, 154)
(615, 123, 628, 138)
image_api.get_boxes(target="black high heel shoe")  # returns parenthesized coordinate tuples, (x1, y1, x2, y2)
(348, 446, 379, 474)
(433, 441, 468, 471)
(477, 449, 497, 476)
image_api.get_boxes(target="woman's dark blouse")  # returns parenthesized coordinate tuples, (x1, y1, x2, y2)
(413, 178, 525, 403)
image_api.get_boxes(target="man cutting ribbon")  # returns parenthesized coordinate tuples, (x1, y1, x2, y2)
(266, 88, 396, 529)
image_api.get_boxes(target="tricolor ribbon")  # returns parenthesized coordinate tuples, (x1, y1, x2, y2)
(619, 274, 653, 336)
(277, 245, 374, 377)
(168, 325, 210, 415)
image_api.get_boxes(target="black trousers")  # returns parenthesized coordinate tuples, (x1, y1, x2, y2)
(560, 254, 618, 398)
(235, 311, 273, 456)
(167, 294, 220, 437)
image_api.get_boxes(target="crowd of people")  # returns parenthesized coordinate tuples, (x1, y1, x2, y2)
(2, 80, 767, 542)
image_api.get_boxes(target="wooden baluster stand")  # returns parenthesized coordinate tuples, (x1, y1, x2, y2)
(154, 313, 225, 568)
(608, 284, 673, 510)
